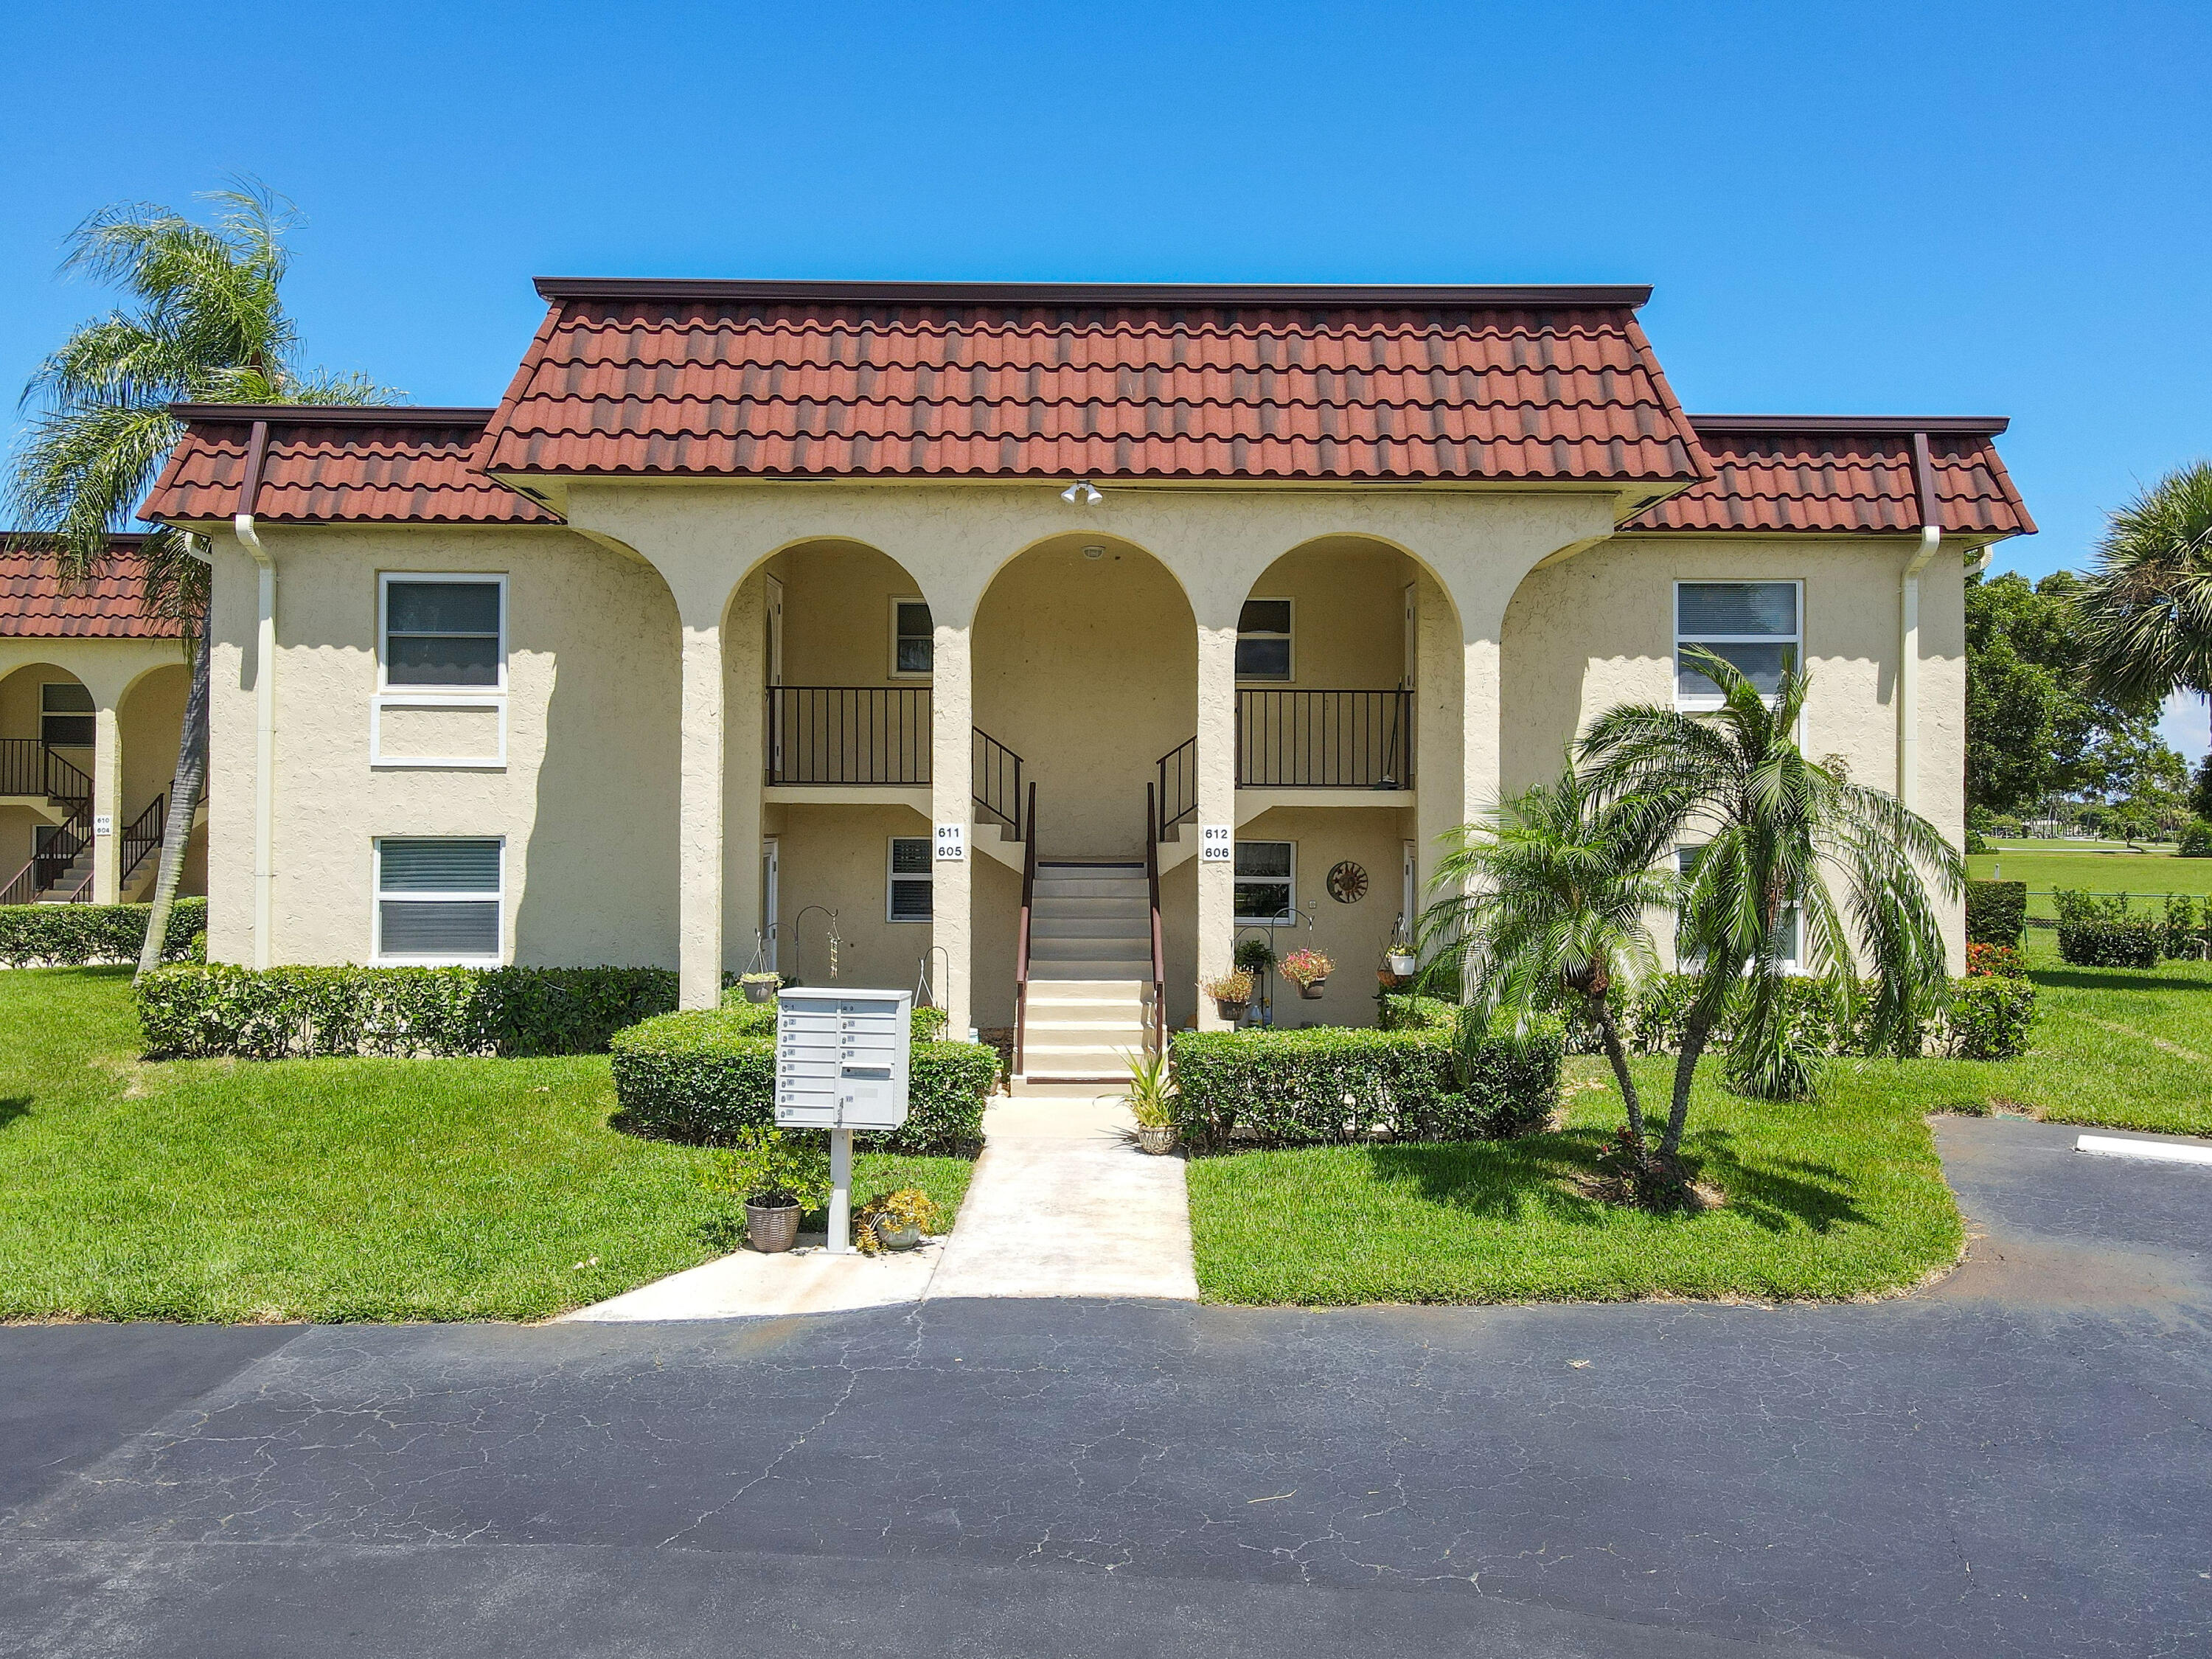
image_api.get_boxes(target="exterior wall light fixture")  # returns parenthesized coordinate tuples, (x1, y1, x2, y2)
(1060, 479, 1102, 506)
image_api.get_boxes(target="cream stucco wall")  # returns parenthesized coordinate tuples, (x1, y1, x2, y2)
(1231, 805, 1419, 1029)
(1501, 532, 1971, 966)
(202, 524, 680, 967)
(1239, 540, 1412, 689)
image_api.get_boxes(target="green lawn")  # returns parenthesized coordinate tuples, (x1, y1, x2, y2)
(1189, 927, 2212, 1306)
(1970, 842, 2212, 922)
(0, 969, 971, 1323)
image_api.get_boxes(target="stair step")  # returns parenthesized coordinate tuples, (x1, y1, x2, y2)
(1030, 917, 1149, 942)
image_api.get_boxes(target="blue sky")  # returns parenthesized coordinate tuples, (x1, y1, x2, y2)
(4, 1, 2208, 745)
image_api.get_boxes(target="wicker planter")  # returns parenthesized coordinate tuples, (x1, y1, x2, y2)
(745, 1200, 801, 1253)
(1214, 998, 1249, 1023)
(1293, 978, 1327, 1000)
(740, 978, 779, 1004)
(1136, 1123, 1180, 1155)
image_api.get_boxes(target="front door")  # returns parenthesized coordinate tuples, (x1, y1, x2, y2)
(760, 837, 780, 972)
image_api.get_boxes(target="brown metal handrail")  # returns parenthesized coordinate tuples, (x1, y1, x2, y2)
(0, 799, 90, 906)
(1156, 736, 1197, 835)
(1145, 781, 1166, 1060)
(0, 739, 92, 804)
(1237, 689, 1413, 788)
(765, 686, 931, 785)
(120, 790, 170, 886)
(973, 726, 1024, 839)
(1013, 780, 1039, 1079)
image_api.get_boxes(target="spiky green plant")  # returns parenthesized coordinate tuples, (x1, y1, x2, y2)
(6, 181, 395, 973)
(2073, 462, 2212, 706)
(1578, 648, 1961, 1154)
(1421, 765, 1677, 1157)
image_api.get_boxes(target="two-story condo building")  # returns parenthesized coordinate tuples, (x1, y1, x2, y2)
(143, 280, 2031, 1082)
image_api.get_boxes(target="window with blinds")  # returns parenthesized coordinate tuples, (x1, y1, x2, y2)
(1675, 581, 1799, 707)
(41, 681, 95, 748)
(886, 837, 932, 921)
(383, 577, 504, 688)
(375, 838, 502, 961)
(1234, 840, 1295, 924)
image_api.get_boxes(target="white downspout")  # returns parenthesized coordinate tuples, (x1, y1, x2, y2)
(1897, 430, 1941, 812)
(232, 419, 276, 970)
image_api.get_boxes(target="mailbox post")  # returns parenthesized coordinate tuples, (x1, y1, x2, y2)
(774, 987, 912, 1254)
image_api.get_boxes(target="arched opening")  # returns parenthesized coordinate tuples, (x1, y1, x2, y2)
(0, 662, 96, 902)
(750, 537, 939, 994)
(116, 661, 205, 900)
(1225, 536, 1430, 1027)
(973, 534, 1197, 857)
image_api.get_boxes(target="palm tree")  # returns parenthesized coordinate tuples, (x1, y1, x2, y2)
(2073, 462, 2212, 705)
(6, 182, 392, 974)
(1422, 765, 1677, 1157)
(1579, 649, 1961, 1160)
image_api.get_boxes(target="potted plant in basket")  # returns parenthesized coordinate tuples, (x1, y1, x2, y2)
(1121, 1049, 1180, 1154)
(1202, 969, 1253, 1023)
(1280, 947, 1334, 999)
(705, 1126, 830, 1253)
(737, 971, 782, 1005)
(853, 1187, 942, 1253)
(1385, 920, 1416, 980)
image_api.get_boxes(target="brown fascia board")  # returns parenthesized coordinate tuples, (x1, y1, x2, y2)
(1688, 414, 2011, 436)
(167, 404, 498, 426)
(531, 277, 1657, 310)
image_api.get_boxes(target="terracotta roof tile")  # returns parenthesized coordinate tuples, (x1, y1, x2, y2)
(475, 283, 1711, 485)
(145, 408, 559, 526)
(0, 539, 182, 638)
(1627, 417, 2034, 537)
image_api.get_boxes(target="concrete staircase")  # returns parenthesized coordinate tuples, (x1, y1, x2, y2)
(1018, 862, 1156, 1089)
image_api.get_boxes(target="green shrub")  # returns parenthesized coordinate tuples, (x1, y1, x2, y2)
(608, 1006, 991, 1155)
(1945, 975, 2037, 1060)
(1965, 942, 2027, 978)
(2166, 895, 2205, 961)
(0, 897, 206, 968)
(703, 1125, 832, 1208)
(2183, 820, 2212, 858)
(1625, 973, 1871, 1057)
(911, 1004, 950, 1040)
(1965, 880, 2026, 948)
(1166, 1018, 1562, 1151)
(135, 962, 678, 1059)
(1376, 992, 1457, 1033)
(2053, 890, 2162, 968)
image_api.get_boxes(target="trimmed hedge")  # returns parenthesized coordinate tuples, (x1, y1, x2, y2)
(1966, 880, 2026, 949)
(1376, 992, 1458, 1033)
(2183, 819, 2212, 858)
(1167, 1018, 1564, 1151)
(1948, 974, 2038, 1060)
(136, 963, 678, 1058)
(608, 1006, 993, 1155)
(0, 897, 206, 968)
(2053, 889, 2163, 968)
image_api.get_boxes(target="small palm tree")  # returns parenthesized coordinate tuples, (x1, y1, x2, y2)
(1579, 649, 1961, 1159)
(6, 182, 393, 973)
(1422, 765, 1677, 1157)
(2074, 462, 2212, 705)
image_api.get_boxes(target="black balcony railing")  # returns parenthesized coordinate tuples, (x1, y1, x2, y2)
(0, 738, 91, 803)
(1156, 736, 1197, 836)
(1238, 689, 1412, 789)
(766, 686, 931, 785)
(973, 726, 1024, 839)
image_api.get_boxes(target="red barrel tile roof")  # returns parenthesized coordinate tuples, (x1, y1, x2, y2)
(145, 408, 559, 526)
(0, 538, 182, 638)
(472, 280, 1712, 485)
(1625, 417, 2035, 537)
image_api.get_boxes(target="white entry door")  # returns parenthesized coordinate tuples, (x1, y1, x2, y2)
(765, 574, 786, 780)
(761, 837, 780, 972)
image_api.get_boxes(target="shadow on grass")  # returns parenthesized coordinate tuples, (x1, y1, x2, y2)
(0, 1096, 26, 1132)
(1360, 1125, 1870, 1237)
(2031, 967, 2212, 994)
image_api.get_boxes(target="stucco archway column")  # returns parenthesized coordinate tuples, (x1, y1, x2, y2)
(929, 619, 973, 1037)
(1193, 614, 1239, 1029)
(89, 700, 122, 903)
(721, 576, 766, 999)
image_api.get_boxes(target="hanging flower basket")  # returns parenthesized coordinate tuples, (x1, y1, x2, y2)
(739, 973, 780, 1004)
(1280, 948, 1335, 1001)
(1202, 970, 1253, 1025)
(1386, 950, 1417, 977)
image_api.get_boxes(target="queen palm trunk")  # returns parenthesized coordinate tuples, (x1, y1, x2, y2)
(135, 620, 209, 978)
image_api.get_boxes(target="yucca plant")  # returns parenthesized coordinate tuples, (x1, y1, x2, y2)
(1121, 1048, 1178, 1129)
(1579, 648, 1961, 1157)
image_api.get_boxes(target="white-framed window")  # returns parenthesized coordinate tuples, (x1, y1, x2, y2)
(375, 837, 504, 963)
(40, 682, 95, 748)
(1236, 598, 1294, 681)
(1674, 846, 1800, 972)
(887, 836, 933, 922)
(1234, 840, 1295, 925)
(381, 573, 506, 689)
(1674, 580, 1800, 709)
(891, 597, 933, 678)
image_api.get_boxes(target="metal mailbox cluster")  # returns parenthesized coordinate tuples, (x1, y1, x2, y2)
(774, 987, 912, 1131)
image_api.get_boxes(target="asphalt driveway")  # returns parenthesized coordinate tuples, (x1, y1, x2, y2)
(3, 1114, 2206, 1658)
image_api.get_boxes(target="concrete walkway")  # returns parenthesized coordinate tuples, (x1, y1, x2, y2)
(925, 1096, 1199, 1301)
(564, 1093, 1197, 1319)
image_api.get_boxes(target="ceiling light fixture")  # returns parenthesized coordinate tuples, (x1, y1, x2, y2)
(1082, 545, 1105, 560)
(1060, 479, 1102, 507)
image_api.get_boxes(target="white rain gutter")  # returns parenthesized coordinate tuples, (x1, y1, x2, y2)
(1897, 430, 1942, 811)
(232, 418, 276, 969)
